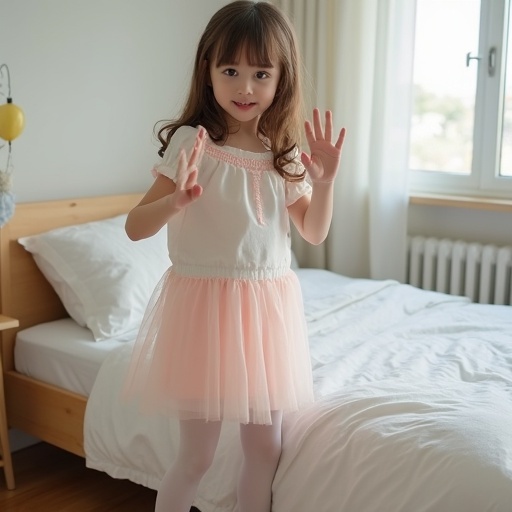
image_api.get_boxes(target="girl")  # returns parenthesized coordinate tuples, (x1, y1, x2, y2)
(124, 1, 345, 511)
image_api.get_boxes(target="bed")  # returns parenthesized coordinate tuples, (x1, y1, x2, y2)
(1, 194, 512, 511)
(0, 194, 142, 456)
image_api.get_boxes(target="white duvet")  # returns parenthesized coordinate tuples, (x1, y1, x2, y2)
(85, 269, 512, 511)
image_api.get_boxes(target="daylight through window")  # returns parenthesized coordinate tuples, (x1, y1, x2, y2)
(409, 0, 512, 196)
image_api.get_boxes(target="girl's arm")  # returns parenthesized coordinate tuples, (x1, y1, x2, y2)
(288, 109, 346, 245)
(125, 128, 206, 241)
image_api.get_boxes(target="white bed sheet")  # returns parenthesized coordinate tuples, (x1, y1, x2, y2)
(82, 269, 512, 511)
(15, 318, 135, 396)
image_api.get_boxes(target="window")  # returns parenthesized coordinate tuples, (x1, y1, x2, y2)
(409, 0, 512, 198)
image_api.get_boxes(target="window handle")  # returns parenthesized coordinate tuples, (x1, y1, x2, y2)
(488, 46, 496, 77)
(466, 51, 481, 67)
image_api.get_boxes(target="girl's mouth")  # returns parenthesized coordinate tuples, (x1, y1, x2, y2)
(233, 101, 255, 111)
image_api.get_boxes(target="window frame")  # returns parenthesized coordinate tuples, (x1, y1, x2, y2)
(408, 0, 512, 199)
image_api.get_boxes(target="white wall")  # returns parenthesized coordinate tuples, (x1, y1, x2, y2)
(408, 205, 512, 248)
(0, 0, 226, 203)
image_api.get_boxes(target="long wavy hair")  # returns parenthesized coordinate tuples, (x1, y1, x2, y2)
(156, 1, 305, 181)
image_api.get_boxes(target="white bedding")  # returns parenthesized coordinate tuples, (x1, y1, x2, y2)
(84, 269, 512, 512)
(15, 319, 134, 395)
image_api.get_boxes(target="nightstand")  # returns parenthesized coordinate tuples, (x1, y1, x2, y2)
(0, 314, 19, 490)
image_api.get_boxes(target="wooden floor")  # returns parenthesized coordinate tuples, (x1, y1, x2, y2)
(0, 442, 158, 511)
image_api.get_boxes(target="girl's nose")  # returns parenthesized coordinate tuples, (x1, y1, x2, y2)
(237, 79, 253, 95)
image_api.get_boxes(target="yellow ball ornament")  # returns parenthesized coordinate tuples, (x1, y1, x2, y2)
(0, 98, 25, 142)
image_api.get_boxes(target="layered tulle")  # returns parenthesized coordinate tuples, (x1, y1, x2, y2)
(123, 268, 314, 425)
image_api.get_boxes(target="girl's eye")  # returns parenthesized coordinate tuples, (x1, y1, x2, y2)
(255, 71, 270, 79)
(223, 69, 237, 77)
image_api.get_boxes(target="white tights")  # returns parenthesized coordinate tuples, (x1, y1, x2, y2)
(235, 411, 283, 512)
(154, 411, 283, 512)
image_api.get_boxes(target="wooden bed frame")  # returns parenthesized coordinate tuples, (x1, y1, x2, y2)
(0, 194, 142, 458)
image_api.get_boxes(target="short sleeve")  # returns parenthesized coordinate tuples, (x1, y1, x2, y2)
(284, 158, 312, 206)
(152, 126, 199, 181)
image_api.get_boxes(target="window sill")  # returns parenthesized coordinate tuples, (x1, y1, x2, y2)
(409, 193, 512, 213)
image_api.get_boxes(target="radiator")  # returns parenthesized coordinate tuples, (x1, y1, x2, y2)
(407, 236, 512, 305)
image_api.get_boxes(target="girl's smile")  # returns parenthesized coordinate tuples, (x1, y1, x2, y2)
(233, 101, 257, 111)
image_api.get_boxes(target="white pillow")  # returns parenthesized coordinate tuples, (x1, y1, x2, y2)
(19, 214, 170, 341)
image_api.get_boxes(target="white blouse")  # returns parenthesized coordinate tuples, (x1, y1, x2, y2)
(154, 126, 311, 280)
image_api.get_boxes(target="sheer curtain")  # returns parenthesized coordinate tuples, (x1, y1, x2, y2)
(274, 0, 416, 281)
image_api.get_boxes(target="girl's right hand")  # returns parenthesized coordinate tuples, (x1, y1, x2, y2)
(168, 127, 206, 210)
(125, 127, 207, 241)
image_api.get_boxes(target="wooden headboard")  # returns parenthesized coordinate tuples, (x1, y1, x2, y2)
(0, 194, 143, 373)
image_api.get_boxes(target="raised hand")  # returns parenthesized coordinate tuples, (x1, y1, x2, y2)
(171, 127, 206, 209)
(300, 109, 346, 184)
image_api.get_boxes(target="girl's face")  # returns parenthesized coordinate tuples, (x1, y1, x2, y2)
(209, 50, 281, 127)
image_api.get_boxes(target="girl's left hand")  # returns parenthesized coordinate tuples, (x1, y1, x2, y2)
(301, 109, 346, 184)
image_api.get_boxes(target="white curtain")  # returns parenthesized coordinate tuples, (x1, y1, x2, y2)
(275, 0, 416, 281)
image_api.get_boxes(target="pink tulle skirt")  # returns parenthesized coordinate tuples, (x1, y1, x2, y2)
(123, 268, 314, 425)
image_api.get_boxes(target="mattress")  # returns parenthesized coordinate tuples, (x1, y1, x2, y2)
(14, 318, 135, 396)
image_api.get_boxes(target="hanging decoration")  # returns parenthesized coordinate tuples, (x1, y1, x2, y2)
(0, 148, 15, 226)
(0, 63, 25, 227)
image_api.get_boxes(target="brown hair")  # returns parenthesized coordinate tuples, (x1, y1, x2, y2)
(156, 1, 305, 181)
